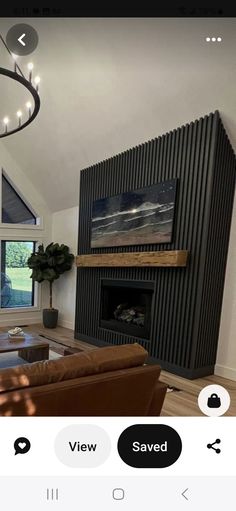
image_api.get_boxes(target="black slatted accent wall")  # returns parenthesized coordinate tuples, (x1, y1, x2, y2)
(194, 118, 236, 368)
(75, 111, 236, 379)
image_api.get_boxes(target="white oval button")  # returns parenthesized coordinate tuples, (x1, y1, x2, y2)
(55, 425, 111, 468)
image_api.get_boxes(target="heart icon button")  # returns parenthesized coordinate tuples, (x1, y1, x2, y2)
(18, 442, 26, 449)
(14, 437, 31, 455)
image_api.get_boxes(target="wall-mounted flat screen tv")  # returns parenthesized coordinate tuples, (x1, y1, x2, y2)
(91, 179, 177, 248)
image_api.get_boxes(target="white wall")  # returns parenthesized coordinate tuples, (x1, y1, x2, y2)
(215, 194, 236, 381)
(0, 142, 52, 327)
(51, 206, 79, 330)
(2, 18, 236, 213)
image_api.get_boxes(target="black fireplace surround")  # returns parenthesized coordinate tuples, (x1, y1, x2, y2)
(75, 111, 236, 379)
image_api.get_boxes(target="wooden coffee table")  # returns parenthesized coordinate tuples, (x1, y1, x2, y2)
(0, 333, 49, 363)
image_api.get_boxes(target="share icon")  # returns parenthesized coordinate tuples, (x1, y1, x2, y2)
(207, 438, 221, 454)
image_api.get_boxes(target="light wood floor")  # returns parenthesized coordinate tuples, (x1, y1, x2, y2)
(1, 324, 236, 416)
(160, 370, 236, 416)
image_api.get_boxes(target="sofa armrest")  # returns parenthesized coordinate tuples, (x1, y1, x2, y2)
(147, 381, 167, 416)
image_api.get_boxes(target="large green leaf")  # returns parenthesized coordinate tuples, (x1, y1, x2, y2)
(27, 242, 74, 284)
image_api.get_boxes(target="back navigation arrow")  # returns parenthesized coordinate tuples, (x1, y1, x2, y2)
(181, 488, 189, 501)
(6, 23, 39, 56)
(18, 33, 26, 47)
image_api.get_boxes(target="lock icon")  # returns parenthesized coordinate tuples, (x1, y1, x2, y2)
(207, 393, 221, 408)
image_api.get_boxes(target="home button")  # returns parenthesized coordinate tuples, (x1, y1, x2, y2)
(117, 424, 182, 468)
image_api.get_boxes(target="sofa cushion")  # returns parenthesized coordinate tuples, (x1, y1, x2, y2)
(0, 343, 148, 393)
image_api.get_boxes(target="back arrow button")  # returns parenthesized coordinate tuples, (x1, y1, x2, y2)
(18, 33, 26, 47)
(6, 23, 38, 56)
(181, 488, 189, 501)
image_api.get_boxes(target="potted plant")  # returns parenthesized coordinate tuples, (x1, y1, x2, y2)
(28, 242, 74, 328)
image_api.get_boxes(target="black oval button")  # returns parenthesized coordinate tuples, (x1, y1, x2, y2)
(118, 424, 182, 468)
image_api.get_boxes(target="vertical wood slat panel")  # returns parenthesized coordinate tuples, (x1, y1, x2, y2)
(75, 111, 236, 379)
(196, 119, 236, 368)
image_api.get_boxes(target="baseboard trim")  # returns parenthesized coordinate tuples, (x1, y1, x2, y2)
(59, 319, 74, 330)
(214, 364, 236, 381)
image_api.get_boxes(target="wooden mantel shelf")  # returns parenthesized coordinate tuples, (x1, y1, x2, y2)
(76, 250, 188, 268)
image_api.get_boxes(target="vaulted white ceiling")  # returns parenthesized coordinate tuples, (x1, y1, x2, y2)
(0, 17, 235, 212)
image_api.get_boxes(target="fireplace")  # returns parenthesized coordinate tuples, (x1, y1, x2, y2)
(100, 279, 154, 340)
(76, 112, 236, 378)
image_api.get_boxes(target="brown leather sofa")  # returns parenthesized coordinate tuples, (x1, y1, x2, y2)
(0, 343, 167, 416)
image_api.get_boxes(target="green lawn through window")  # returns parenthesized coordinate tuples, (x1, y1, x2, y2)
(5, 267, 33, 307)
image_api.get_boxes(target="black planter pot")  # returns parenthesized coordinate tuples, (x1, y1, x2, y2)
(43, 308, 58, 328)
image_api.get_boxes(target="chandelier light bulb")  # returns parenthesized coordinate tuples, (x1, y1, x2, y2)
(11, 53, 18, 71)
(17, 110, 22, 127)
(26, 101, 32, 117)
(3, 116, 9, 133)
(12, 53, 18, 69)
(34, 75, 41, 92)
(28, 62, 34, 82)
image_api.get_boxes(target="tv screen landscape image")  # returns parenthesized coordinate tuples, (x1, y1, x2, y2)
(91, 179, 177, 248)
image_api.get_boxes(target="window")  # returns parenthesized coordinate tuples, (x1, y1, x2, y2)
(0, 171, 40, 310)
(1, 241, 35, 309)
(2, 174, 36, 225)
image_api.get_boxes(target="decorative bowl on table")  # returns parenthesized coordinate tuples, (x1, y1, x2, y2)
(8, 327, 25, 342)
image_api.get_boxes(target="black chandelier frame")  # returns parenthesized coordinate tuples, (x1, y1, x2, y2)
(0, 35, 40, 138)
